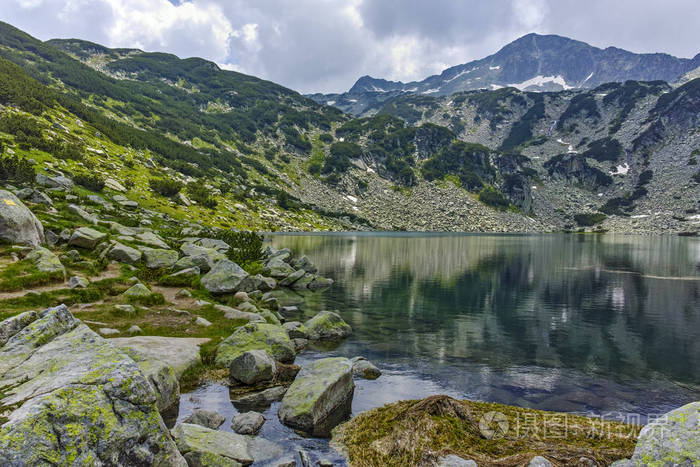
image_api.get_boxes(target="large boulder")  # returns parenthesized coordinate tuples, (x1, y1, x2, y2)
(68, 226, 107, 249)
(278, 357, 354, 437)
(142, 248, 179, 269)
(0, 189, 45, 246)
(108, 242, 142, 265)
(262, 259, 295, 278)
(119, 347, 180, 416)
(215, 322, 295, 368)
(229, 349, 276, 385)
(351, 356, 381, 380)
(214, 304, 264, 323)
(201, 259, 249, 294)
(0, 305, 186, 466)
(171, 423, 253, 466)
(304, 311, 352, 341)
(617, 401, 700, 466)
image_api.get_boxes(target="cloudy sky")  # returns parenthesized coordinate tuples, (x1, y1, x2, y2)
(2, 0, 699, 94)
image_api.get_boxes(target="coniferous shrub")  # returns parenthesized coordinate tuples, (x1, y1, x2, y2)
(0, 154, 35, 183)
(216, 230, 264, 266)
(74, 173, 105, 192)
(149, 178, 183, 197)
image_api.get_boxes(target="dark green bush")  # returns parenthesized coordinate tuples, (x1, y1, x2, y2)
(478, 186, 510, 210)
(0, 154, 35, 183)
(319, 133, 333, 144)
(186, 182, 217, 209)
(149, 178, 183, 197)
(74, 173, 105, 192)
(574, 213, 607, 226)
(216, 230, 264, 267)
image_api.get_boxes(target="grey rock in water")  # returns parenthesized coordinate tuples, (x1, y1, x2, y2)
(231, 411, 265, 435)
(201, 259, 249, 294)
(0, 189, 45, 246)
(229, 349, 277, 385)
(278, 357, 354, 437)
(183, 409, 226, 430)
(0, 305, 186, 466)
(171, 423, 253, 466)
(232, 386, 288, 412)
(283, 321, 308, 339)
(216, 321, 295, 368)
(304, 311, 352, 341)
(351, 356, 381, 380)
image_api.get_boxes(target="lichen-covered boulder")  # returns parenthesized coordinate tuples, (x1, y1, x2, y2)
(214, 304, 264, 323)
(134, 231, 169, 249)
(123, 282, 153, 299)
(0, 305, 186, 466)
(278, 268, 305, 287)
(142, 248, 179, 269)
(283, 321, 308, 339)
(171, 423, 253, 466)
(215, 322, 295, 368)
(181, 243, 226, 265)
(0, 189, 45, 247)
(262, 258, 295, 278)
(68, 226, 107, 249)
(278, 357, 354, 437)
(201, 259, 249, 294)
(0, 310, 39, 347)
(108, 242, 142, 265)
(118, 346, 181, 415)
(26, 247, 65, 276)
(304, 311, 352, 341)
(259, 309, 282, 326)
(229, 349, 276, 385)
(622, 401, 700, 466)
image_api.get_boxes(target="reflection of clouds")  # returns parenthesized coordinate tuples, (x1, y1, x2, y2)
(612, 286, 625, 310)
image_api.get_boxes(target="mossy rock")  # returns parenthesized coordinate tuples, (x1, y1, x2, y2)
(215, 322, 295, 368)
(304, 311, 352, 341)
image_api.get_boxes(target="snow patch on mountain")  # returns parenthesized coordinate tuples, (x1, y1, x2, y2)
(509, 75, 573, 91)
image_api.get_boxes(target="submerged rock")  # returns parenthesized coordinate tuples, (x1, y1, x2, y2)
(0, 189, 45, 247)
(304, 311, 352, 341)
(216, 322, 295, 368)
(278, 357, 354, 437)
(0, 305, 186, 466)
(232, 386, 288, 412)
(171, 423, 253, 466)
(183, 409, 226, 430)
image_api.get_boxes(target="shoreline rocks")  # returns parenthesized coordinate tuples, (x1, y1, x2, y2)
(304, 311, 352, 341)
(215, 322, 295, 368)
(278, 357, 354, 437)
(0, 305, 186, 466)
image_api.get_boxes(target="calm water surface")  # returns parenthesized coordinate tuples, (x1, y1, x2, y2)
(181, 233, 700, 465)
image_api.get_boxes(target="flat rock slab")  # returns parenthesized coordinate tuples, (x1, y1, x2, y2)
(171, 423, 253, 466)
(109, 336, 210, 378)
(0, 306, 186, 466)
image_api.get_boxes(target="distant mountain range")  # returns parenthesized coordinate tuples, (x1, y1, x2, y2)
(308, 33, 700, 115)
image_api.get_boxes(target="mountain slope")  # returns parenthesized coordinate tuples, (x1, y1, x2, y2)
(309, 33, 700, 116)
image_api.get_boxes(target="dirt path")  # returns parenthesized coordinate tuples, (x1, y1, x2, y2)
(0, 263, 122, 301)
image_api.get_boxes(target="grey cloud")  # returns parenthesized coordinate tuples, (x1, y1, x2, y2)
(0, 0, 698, 95)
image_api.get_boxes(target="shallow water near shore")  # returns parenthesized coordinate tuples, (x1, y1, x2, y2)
(181, 233, 700, 465)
